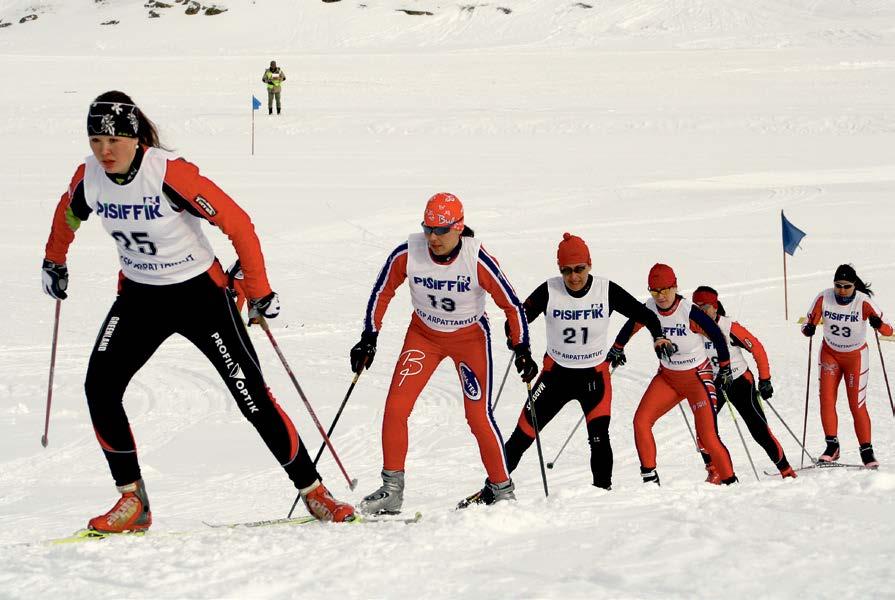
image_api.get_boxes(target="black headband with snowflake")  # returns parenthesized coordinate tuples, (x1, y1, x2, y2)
(87, 101, 140, 138)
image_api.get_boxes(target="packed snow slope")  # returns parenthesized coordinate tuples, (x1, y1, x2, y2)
(1, 1, 894, 599)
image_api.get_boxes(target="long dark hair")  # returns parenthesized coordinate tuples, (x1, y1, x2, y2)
(835, 263, 873, 296)
(92, 90, 166, 149)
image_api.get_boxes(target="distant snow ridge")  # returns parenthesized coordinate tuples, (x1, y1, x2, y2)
(0, 0, 227, 28)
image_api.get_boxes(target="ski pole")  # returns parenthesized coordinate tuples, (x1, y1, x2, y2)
(313, 372, 361, 465)
(763, 396, 816, 463)
(257, 317, 358, 491)
(874, 330, 895, 418)
(800, 336, 813, 468)
(41, 300, 61, 448)
(287, 372, 361, 518)
(491, 355, 514, 411)
(723, 391, 760, 482)
(546, 414, 584, 470)
(677, 402, 699, 452)
(546, 366, 615, 469)
(527, 381, 549, 498)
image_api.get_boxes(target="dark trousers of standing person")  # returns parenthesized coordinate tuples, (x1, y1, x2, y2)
(267, 88, 281, 114)
(84, 271, 318, 489)
(706, 371, 789, 470)
(503, 361, 613, 489)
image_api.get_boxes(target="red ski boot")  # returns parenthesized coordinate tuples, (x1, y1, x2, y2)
(302, 481, 356, 522)
(705, 464, 721, 485)
(88, 479, 152, 533)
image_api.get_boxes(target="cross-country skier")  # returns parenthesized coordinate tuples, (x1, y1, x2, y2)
(478, 233, 670, 492)
(609, 264, 738, 485)
(801, 264, 892, 467)
(41, 90, 355, 533)
(691, 286, 796, 480)
(349, 192, 535, 513)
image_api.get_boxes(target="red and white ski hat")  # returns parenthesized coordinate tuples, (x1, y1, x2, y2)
(648, 263, 677, 289)
(423, 192, 465, 231)
(557, 233, 591, 267)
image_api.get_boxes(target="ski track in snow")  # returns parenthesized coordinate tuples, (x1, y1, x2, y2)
(1, 1, 895, 599)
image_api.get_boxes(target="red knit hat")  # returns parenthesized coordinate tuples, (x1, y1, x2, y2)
(692, 288, 719, 309)
(648, 263, 677, 289)
(557, 232, 591, 267)
(423, 192, 465, 231)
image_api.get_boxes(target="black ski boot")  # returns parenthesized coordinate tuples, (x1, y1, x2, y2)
(819, 436, 840, 463)
(860, 443, 880, 469)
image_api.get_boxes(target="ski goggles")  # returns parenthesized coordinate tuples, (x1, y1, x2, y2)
(834, 282, 855, 290)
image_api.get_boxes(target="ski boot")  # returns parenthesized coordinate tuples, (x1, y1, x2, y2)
(88, 479, 152, 533)
(456, 478, 516, 509)
(640, 467, 660, 486)
(359, 469, 405, 515)
(776, 456, 797, 478)
(818, 436, 840, 463)
(860, 443, 880, 469)
(705, 463, 721, 485)
(301, 481, 355, 522)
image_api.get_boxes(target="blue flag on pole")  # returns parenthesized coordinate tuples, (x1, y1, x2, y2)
(252, 95, 262, 110)
(781, 211, 806, 256)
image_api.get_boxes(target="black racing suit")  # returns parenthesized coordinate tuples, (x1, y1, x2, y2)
(503, 276, 663, 489)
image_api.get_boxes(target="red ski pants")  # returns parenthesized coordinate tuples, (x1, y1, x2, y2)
(633, 362, 734, 480)
(819, 342, 871, 444)
(381, 315, 509, 484)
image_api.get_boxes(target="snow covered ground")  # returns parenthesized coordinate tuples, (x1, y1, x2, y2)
(1, 1, 895, 598)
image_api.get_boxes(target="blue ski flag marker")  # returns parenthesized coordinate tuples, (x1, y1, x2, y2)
(781, 211, 806, 256)
(252, 95, 262, 110)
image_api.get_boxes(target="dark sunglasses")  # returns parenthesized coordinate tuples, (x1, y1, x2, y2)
(834, 282, 854, 290)
(421, 221, 456, 236)
(560, 265, 588, 276)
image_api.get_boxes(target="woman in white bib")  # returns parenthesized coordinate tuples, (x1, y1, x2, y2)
(611, 264, 738, 485)
(692, 286, 794, 480)
(41, 91, 354, 533)
(802, 264, 892, 468)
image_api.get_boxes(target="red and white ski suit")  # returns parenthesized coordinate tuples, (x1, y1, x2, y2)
(804, 289, 893, 444)
(363, 233, 528, 484)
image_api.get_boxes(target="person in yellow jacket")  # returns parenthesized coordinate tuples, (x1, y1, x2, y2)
(262, 60, 286, 115)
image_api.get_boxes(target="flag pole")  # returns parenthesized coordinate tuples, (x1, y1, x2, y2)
(783, 248, 789, 321)
(251, 100, 255, 156)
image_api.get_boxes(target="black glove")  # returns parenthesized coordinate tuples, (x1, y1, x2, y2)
(607, 345, 626, 369)
(248, 292, 281, 320)
(350, 331, 378, 373)
(802, 322, 816, 337)
(41, 259, 68, 300)
(758, 378, 773, 400)
(869, 315, 883, 330)
(654, 338, 677, 361)
(715, 364, 733, 393)
(513, 344, 538, 383)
